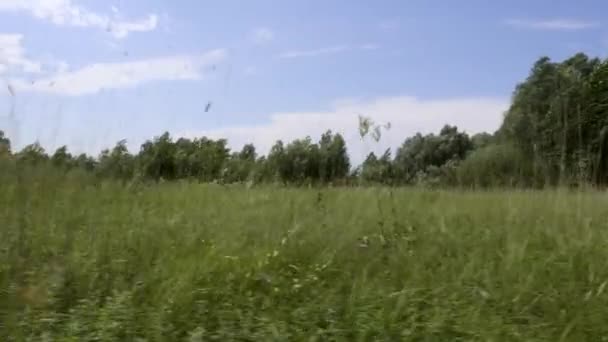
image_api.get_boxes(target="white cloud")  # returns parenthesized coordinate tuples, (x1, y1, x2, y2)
(11, 49, 227, 96)
(250, 27, 275, 45)
(0, 34, 42, 74)
(278, 44, 378, 59)
(0, 34, 70, 77)
(107, 14, 158, 39)
(278, 45, 349, 59)
(181, 95, 508, 165)
(0, 0, 158, 38)
(505, 18, 600, 31)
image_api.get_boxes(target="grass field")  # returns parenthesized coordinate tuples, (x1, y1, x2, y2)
(2, 171, 608, 340)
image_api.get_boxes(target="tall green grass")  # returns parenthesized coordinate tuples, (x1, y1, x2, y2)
(2, 167, 608, 340)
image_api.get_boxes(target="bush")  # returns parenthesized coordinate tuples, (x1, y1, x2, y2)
(457, 144, 533, 188)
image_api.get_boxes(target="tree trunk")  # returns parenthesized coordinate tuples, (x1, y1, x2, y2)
(560, 97, 568, 184)
(595, 126, 608, 187)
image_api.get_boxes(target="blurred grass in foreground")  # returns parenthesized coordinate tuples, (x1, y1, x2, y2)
(2, 165, 608, 341)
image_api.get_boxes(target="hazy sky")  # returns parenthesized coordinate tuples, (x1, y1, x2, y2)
(1, 0, 607, 163)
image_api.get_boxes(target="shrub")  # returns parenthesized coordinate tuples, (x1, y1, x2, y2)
(456, 144, 533, 188)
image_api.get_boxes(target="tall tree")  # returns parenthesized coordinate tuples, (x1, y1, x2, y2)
(16, 142, 48, 165)
(137, 132, 177, 181)
(499, 53, 604, 184)
(98, 140, 135, 181)
(585, 59, 608, 185)
(360, 149, 393, 184)
(223, 144, 258, 183)
(393, 125, 472, 184)
(283, 137, 321, 184)
(51, 146, 74, 170)
(74, 153, 97, 172)
(318, 131, 350, 183)
(266, 140, 286, 183)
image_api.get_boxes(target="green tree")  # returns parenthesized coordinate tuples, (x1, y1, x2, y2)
(498, 53, 602, 185)
(266, 140, 287, 183)
(193, 137, 230, 182)
(16, 142, 49, 165)
(74, 153, 97, 172)
(222, 144, 257, 183)
(360, 149, 393, 184)
(471, 132, 494, 150)
(393, 125, 473, 184)
(283, 137, 321, 184)
(457, 144, 533, 188)
(584, 59, 608, 185)
(318, 130, 350, 183)
(0, 130, 11, 157)
(174, 137, 196, 179)
(137, 132, 177, 181)
(51, 145, 74, 170)
(98, 140, 135, 181)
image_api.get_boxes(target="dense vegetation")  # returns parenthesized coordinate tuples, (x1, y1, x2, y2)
(2, 53, 608, 340)
(3, 53, 608, 188)
(3, 170, 608, 340)
(2, 54, 608, 188)
(0, 54, 608, 190)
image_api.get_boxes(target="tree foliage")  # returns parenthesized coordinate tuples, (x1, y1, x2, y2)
(392, 125, 473, 184)
(0, 130, 10, 157)
(3, 52, 608, 188)
(499, 53, 608, 185)
(457, 144, 533, 188)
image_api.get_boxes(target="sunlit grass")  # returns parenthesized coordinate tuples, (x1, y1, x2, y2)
(2, 169, 608, 340)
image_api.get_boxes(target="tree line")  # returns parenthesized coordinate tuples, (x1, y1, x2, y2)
(0, 130, 352, 185)
(1, 52, 608, 187)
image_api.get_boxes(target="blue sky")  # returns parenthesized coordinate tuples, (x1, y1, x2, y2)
(1, 0, 607, 163)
